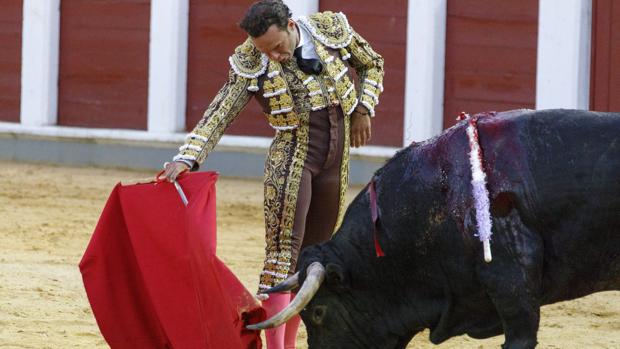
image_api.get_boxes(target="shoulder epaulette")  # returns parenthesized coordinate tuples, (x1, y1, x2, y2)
(228, 37, 269, 78)
(298, 11, 353, 49)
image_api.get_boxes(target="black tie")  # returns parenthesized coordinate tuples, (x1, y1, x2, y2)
(294, 46, 323, 75)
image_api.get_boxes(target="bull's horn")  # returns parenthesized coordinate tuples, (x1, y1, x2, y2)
(260, 272, 300, 294)
(247, 262, 325, 330)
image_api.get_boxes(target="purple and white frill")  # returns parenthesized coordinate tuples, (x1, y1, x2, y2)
(461, 113, 493, 262)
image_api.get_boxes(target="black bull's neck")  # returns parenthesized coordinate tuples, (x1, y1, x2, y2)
(294, 109, 620, 348)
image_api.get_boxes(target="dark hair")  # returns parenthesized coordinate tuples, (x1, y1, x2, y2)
(239, 0, 292, 37)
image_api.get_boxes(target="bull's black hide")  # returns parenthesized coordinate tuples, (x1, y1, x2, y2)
(296, 109, 620, 349)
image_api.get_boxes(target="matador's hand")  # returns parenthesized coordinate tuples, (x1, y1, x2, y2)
(350, 106, 372, 148)
(163, 161, 189, 182)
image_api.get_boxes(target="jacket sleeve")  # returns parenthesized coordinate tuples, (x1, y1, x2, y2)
(173, 69, 253, 168)
(346, 30, 385, 117)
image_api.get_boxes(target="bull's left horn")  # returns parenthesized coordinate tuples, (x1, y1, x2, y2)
(247, 262, 325, 330)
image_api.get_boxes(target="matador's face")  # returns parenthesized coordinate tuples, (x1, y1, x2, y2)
(252, 19, 298, 63)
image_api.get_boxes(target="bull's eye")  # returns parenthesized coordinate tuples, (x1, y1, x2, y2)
(311, 305, 327, 325)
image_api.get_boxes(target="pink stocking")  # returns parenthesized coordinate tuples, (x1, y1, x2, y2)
(284, 293, 301, 349)
(261, 293, 289, 349)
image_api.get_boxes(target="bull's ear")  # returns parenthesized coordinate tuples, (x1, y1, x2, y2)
(325, 263, 346, 286)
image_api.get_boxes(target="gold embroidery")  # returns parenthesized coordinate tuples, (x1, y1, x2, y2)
(314, 42, 358, 115)
(229, 38, 268, 78)
(347, 30, 385, 116)
(324, 79, 340, 106)
(269, 93, 293, 110)
(259, 114, 310, 289)
(324, 53, 347, 78)
(310, 94, 326, 108)
(248, 78, 259, 92)
(280, 59, 315, 113)
(263, 78, 286, 94)
(361, 94, 376, 106)
(291, 69, 326, 111)
(299, 12, 353, 49)
(267, 112, 299, 129)
(306, 79, 322, 93)
(264, 61, 300, 129)
(335, 113, 351, 231)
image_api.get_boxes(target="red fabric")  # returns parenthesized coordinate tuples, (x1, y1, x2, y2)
(79, 172, 264, 349)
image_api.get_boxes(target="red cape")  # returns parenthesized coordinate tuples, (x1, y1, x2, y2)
(79, 172, 264, 349)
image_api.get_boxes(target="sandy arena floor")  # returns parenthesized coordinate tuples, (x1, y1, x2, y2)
(0, 160, 619, 348)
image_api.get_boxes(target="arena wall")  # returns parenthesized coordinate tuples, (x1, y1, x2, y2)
(57, 0, 150, 130)
(0, 0, 22, 123)
(0, 0, 616, 183)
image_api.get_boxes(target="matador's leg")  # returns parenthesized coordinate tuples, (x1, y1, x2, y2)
(301, 107, 345, 253)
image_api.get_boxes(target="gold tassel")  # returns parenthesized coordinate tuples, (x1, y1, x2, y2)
(247, 78, 259, 92)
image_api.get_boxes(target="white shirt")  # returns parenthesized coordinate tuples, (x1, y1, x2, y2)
(295, 22, 319, 60)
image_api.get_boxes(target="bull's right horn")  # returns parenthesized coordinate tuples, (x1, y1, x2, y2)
(246, 262, 325, 330)
(260, 272, 300, 294)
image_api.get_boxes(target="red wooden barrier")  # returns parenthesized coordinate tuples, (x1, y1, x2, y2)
(0, 0, 22, 123)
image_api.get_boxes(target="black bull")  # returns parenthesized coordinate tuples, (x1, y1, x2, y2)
(251, 109, 620, 348)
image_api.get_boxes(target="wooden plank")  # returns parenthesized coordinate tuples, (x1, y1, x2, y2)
(445, 72, 536, 103)
(443, 0, 538, 128)
(319, 0, 407, 16)
(58, 0, 150, 129)
(448, 0, 538, 21)
(0, 97, 20, 123)
(0, 0, 22, 123)
(447, 18, 538, 48)
(59, 79, 148, 102)
(445, 45, 537, 74)
(58, 102, 147, 130)
(590, 0, 620, 112)
(60, 0, 150, 29)
(590, 0, 611, 110)
(339, 14, 407, 45)
(611, 0, 620, 111)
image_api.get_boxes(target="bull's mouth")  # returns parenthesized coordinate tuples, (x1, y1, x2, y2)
(246, 262, 326, 330)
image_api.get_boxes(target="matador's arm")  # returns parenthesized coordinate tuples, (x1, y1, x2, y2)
(346, 30, 385, 117)
(173, 70, 252, 169)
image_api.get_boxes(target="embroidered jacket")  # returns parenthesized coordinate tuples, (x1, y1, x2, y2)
(174, 11, 384, 165)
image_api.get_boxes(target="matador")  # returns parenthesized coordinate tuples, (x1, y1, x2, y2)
(163, 1, 384, 347)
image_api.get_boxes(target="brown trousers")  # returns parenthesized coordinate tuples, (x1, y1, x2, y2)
(289, 106, 345, 273)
